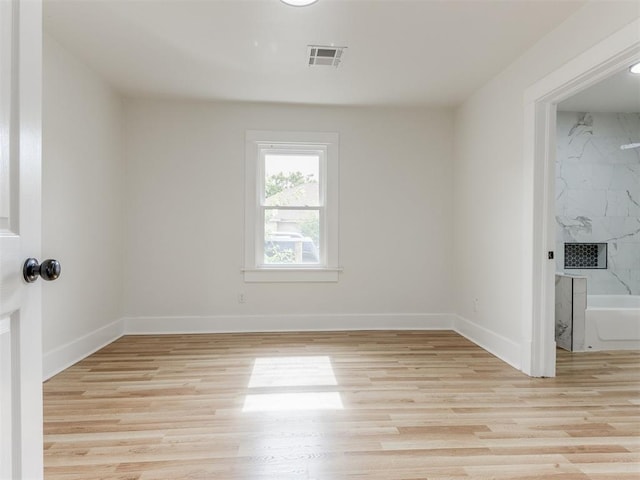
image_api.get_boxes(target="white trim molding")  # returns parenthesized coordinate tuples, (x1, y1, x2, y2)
(453, 316, 522, 371)
(522, 19, 640, 377)
(42, 318, 125, 381)
(242, 268, 342, 283)
(124, 313, 455, 334)
(42, 313, 534, 380)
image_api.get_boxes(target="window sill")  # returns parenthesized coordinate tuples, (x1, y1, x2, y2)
(242, 268, 342, 283)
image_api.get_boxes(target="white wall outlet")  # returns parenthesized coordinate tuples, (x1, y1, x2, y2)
(473, 298, 479, 313)
(238, 293, 245, 304)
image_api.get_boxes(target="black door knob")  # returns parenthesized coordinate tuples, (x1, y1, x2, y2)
(23, 258, 61, 283)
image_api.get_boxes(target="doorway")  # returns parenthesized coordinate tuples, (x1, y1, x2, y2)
(524, 19, 640, 377)
(553, 71, 640, 355)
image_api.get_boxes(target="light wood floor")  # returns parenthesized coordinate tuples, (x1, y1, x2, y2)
(43, 331, 640, 479)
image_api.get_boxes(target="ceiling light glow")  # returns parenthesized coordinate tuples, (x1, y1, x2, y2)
(280, 0, 318, 6)
(630, 62, 640, 75)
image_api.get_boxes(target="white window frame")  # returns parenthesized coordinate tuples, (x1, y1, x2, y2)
(244, 130, 340, 282)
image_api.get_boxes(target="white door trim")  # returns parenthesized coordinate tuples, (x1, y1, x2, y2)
(522, 19, 640, 377)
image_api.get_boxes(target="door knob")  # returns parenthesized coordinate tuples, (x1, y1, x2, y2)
(23, 258, 61, 283)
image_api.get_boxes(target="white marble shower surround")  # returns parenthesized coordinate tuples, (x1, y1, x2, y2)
(555, 274, 587, 351)
(556, 112, 640, 295)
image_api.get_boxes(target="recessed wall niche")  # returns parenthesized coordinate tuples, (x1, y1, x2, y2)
(564, 243, 607, 269)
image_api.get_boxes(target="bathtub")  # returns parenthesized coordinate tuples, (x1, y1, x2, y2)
(584, 295, 640, 351)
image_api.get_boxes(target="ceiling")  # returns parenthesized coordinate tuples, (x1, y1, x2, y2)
(557, 67, 640, 112)
(44, 0, 588, 107)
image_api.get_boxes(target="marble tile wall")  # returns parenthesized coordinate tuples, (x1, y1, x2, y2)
(556, 112, 640, 295)
(555, 275, 573, 351)
(555, 274, 587, 352)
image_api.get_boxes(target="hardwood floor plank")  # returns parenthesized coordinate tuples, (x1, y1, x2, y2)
(43, 331, 640, 479)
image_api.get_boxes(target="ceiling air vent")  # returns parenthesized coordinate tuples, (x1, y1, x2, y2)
(308, 45, 346, 67)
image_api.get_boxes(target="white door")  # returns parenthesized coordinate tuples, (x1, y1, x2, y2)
(0, 0, 43, 479)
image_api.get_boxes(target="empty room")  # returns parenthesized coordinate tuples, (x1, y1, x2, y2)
(1, 0, 639, 479)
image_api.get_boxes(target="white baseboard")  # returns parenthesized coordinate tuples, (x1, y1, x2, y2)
(43, 314, 527, 381)
(453, 315, 521, 371)
(42, 318, 125, 381)
(124, 313, 455, 334)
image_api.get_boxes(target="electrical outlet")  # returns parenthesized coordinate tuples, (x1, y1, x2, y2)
(238, 293, 245, 304)
(473, 298, 479, 313)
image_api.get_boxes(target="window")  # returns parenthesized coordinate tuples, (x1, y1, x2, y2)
(244, 131, 340, 282)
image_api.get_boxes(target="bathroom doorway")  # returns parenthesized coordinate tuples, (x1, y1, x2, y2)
(523, 20, 640, 377)
(553, 72, 640, 356)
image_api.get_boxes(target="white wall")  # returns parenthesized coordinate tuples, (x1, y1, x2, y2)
(452, 2, 640, 368)
(42, 35, 125, 377)
(123, 100, 454, 326)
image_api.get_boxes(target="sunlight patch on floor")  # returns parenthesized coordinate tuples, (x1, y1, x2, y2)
(244, 356, 342, 412)
(248, 355, 337, 388)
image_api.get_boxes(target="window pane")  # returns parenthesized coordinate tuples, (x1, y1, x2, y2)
(264, 209, 320, 264)
(264, 153, 320, 207)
